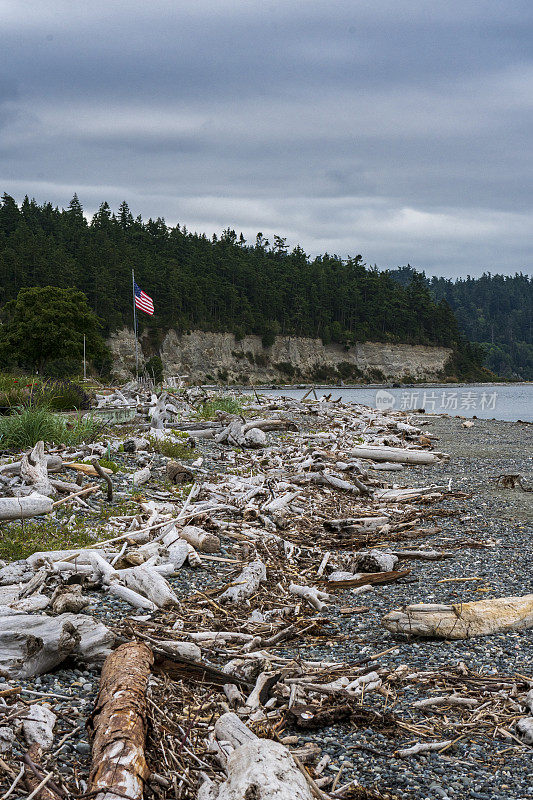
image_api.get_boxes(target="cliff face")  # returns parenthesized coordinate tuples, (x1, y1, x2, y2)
(109, 328, 453, 383)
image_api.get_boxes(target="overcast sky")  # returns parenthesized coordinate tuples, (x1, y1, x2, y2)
(1, 1, 532, 277)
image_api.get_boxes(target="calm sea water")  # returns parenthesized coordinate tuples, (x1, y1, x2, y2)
(251, 383, 533, 423)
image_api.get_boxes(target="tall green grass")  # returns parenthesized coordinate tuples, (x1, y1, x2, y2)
(195, 395, 247, 419)
(0, 374, 91, 411)
(0, 407, 103, 450)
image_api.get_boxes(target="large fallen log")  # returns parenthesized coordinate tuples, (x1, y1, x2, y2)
(88, 642, 153, 800)
(349, 445, 446, 464)
(0, 613, 115, 677)
(382, 594, 533, 639)
(0, 493, 53, 521)
(0, 454, 63, 477)
(199, 712, 313, 800)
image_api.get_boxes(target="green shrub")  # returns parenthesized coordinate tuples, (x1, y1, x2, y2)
(44, 359, 80, 378)
(39, 380, 91, 411)
(337, 362, 363, 381)
(147, 434, 195, 460)
(0, 408, 102, 450)
(274, 361, 298, 377)
(196, 395, 246, 419)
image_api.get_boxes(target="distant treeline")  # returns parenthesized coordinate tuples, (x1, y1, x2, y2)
(389, 267, 532, 380)
(0, 193, 482, 376)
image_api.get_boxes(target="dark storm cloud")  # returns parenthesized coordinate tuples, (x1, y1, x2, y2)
(1, 0, 533, 275)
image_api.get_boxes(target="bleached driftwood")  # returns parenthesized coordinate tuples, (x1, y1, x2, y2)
(200, 712, 312, 800)
(153, 639, 202, 662)
(242, 419, 297, 433)
(215, 420, 246, 447)
(107, 583, 157, 611)
(132, 466, 151, 487)
(412, 694, 478, 709)
(19, 441, 54, 496)
(175, 525, 220, 553)
(0, 454, 63, 477)
(219, 560, 266, 604)
(163, 536, 194, 569)
(289, 583, 330, 611)
(124, 564, 180, 609)
(0, 493, 53, 521)
(516, 717, 533, 744)
(50, 584, 90, 614)
(349, 445, 446, 464)
(396, 740, 453, 757)
(324, 516, 389, 532)
(88, 642, 153, 800)
(383, 594, 533, 639)
(353, 550, 399, 573)
(243, 428, 267, 448)
(22, 704, 56, 750)
(0, 613, 114, 677)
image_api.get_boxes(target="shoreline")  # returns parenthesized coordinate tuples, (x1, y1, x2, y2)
(0, 390, 531, 799)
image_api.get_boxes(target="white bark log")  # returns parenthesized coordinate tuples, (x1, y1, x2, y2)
(0, 613, 114, 677)
(289, 583, 330, 611)
(242, 419, 296, 433)
(207, 713, 313, 800)
(383, 594, 533, 639)
(124, 565, 180, 609)
(163, 536, 192, 569)
(0, 454, 63, 477)
(349, 445, 445, 464)
(155, 640, 201, 662)
(88, 552, 119, 584)
(0, 493, 53, 521)
(223, 684, 244, 709)
(219, 560, 266, 604)
(107, 582, 157, 611)
(22, 704, 56, 751)
(176, 525, 220, 553)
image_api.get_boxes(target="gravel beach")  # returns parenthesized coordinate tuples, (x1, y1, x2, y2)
(0, 404, 531, 800)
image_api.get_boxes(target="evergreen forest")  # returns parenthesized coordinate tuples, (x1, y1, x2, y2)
(389, 267, 532, 379)
(1, 193, 518, 378)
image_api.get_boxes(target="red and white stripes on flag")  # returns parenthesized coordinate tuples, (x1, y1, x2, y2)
(134, 281, 154, 315)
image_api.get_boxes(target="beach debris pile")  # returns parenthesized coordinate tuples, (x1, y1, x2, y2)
(0, 384, 531, 799)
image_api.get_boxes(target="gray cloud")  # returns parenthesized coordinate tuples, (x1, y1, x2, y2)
(1, 0, 532, 276)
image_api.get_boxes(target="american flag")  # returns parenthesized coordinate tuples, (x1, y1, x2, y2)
(134, 282, 154, 315)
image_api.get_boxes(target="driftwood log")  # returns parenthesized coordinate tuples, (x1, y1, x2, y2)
(200, 712, 313, 800)
(0, 493, 53, 521)
(383, 594, 533, 639)
(349, 445, 446, 464)
(219, 560, 266, 604)
(0, 613, 115, 677)
(88, 642, 153, 800)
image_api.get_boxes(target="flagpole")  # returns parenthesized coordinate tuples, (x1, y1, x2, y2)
(83, 334, 86, 380)
(132, 269, 139, 379)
